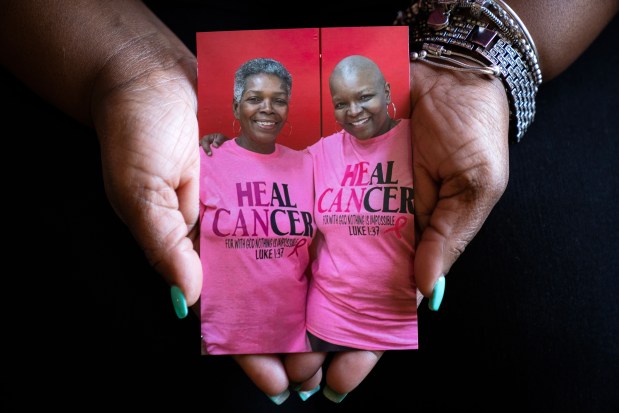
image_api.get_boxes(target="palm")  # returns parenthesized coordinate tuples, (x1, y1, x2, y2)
(409, 63, 510, 297)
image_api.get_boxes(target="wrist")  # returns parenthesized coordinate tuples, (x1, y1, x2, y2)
(410, 59, 506, 106)
(411, 59, 510, 148)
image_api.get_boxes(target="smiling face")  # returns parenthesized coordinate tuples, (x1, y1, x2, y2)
(233, 73, 289, 154)
(329, 57, 392, 141)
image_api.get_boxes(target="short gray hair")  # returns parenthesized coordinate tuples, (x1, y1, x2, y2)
(233, 58, 292, 103)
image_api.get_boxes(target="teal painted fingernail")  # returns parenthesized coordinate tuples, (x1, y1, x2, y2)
(428, 275, 446, 311)
(267, 389, 290, 405)
(298, 385, 320, 401)
(323, 385, 347, 403)
(170, 286, 188, 319)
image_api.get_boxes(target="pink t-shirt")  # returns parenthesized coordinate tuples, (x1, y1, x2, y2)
(199, 140, 315, 355)
(306, 119, 417, 350)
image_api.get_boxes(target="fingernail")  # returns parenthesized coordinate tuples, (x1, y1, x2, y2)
(297, 385, 321, 401)
(170, 286, 188, 319)
(290, 382, 302, 391)
(323, 385, 347, 403)
(428, 275, 446, 311)
(267, 389, 290, 405)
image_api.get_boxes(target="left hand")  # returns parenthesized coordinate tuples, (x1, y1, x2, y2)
(409, 62, 510, 307)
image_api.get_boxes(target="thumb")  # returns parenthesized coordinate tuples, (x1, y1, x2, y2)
(105, 168, 203, 319)
(414, 172, 505, 311)
(145, 177, 203, 318)
(153, 223, 203, 318)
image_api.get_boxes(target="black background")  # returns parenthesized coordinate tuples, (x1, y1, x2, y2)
(4, 2, 617, 412)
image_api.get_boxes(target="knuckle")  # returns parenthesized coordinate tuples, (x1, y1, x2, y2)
(451, 161, 507, 204)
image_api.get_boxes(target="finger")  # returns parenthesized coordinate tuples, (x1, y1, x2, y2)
(112, 165, 202, 314)
(199, 136, 212, 156)
(411, 162, 439, 245)
(200, 134, 227, 156)
(323, 350, 384, 403)
(159, 168, 203, 306)
(284, 352, 326, 389)
(411, 160, 439, 308)
(295, 368, 323, 401)
(233, 354, 291, 404)
(213, 133, 228, 146)
(148, 206, 203, 310)
(284, 352, 324, 401)
(414, 167, 506, 304)
(299, 368, 322, 392)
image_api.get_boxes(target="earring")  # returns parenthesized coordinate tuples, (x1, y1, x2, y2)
(232, 118, 241, 135)
(282, 121, 292, 137)
(388, 102, 397, 119)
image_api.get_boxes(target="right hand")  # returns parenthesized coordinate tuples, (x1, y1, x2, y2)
(200, 133, 230, 156)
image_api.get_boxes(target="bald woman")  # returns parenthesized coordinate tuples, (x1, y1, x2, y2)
(285, 55, 417, 402)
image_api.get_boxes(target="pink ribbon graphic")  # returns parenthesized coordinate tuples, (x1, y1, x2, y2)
(287, 238, 307, 257)
(384, 216, 407, 239)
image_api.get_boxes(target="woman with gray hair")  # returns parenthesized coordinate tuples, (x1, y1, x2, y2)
(199, 57, 320, 405)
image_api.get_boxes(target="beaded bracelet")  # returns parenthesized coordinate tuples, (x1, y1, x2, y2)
(394, 0, 542, 143)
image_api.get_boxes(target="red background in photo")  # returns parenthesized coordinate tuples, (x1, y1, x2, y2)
(197, 26, 409, 150)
